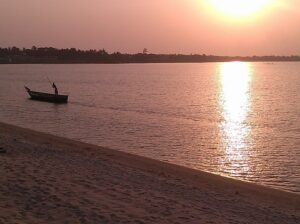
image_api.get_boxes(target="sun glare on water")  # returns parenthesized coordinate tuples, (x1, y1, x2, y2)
(209, 0, 274, 18)
(218, 62, 252, 176)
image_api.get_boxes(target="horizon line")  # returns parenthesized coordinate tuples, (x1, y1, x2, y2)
(1, 46, 299, 58)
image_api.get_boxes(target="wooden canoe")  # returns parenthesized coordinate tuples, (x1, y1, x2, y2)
(25, 86, 68, 103)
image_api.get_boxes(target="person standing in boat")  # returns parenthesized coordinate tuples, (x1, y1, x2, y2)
(52, 82, 58, 95)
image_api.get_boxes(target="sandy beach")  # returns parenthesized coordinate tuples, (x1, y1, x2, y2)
(0, 122, 299, 224)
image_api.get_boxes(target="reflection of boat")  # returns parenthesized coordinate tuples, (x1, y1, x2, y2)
(25, 86, 68, 103)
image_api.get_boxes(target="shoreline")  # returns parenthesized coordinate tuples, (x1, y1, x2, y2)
(1, 60, 300, 65)
(1, 121, 299, 223)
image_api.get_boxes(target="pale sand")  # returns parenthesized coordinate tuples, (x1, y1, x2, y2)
(0, 122, 299, 224)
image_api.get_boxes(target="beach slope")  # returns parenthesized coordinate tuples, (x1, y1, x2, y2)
(0, 122, 299, 224)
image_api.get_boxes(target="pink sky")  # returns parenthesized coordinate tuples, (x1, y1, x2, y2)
(0, 0, 299, 56)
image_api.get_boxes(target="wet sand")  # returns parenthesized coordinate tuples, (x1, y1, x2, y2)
(0, 122, 299, 224)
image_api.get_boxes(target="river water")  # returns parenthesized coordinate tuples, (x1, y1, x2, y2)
(0, 62, 299, 193)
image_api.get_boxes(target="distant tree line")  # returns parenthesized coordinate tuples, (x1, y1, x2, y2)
(0, 46, 299, 64)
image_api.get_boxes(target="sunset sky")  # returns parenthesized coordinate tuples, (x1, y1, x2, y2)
(0, 0, 299, 56)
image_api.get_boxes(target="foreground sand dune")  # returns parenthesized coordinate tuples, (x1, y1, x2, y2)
(0, 122, 299, 224)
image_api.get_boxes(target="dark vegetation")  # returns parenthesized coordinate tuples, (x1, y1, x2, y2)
(1, 46, 299, 64)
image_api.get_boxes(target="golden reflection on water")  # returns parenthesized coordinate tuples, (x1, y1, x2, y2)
(218, 62, 252, 176)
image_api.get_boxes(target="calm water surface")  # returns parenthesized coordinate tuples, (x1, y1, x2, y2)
(0, 62, 299, 193)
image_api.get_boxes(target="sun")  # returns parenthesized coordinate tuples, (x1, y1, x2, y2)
(210, 0, 274, 18)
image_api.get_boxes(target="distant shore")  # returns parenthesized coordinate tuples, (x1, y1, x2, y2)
(0, 122, 299, 223)
(1, 47, 300, 64)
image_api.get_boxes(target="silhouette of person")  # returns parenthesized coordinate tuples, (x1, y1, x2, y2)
(52, 82, 58, 95)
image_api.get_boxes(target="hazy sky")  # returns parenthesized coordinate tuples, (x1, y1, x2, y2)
(0, 0, 299, 56)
